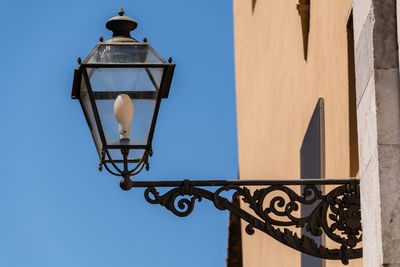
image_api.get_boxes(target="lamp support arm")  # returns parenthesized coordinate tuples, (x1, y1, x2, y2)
(123, 178, 361, 265)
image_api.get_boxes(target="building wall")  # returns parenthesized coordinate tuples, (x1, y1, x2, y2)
(353, 0, 400, 266)
(233, 0, 362, 266)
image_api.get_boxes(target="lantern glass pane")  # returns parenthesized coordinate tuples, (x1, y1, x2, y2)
(80, 74, 103, 156)
(87, 67, 163, 92)
(94, 97, 157, 146)
(87, 45, 163, 63)
(107, 149, 145, 162)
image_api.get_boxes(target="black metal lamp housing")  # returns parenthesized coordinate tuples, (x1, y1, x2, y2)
(71, 8, 175, 187)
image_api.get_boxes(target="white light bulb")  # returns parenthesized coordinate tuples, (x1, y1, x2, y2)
(114, 94, 134, 141)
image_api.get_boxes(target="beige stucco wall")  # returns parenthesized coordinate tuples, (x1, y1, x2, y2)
(233, 0, 361, 266)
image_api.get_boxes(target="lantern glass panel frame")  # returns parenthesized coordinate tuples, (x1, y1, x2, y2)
(72, 42, 175, 163)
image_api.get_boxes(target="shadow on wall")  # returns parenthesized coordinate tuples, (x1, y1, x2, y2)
(300, 98, 325, 267)
(300, 98, 325, 180)
(252, 0, 257, 14)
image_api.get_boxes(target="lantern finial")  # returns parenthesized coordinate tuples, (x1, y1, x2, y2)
(106, 8, 137, 38)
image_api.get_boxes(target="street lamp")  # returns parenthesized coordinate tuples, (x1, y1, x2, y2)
(71, 9, 362, 265)
(71, 8, 175, 189)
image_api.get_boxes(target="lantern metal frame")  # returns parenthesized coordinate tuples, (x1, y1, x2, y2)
(71, 10, 175, 179)
(71, 9, 362, 265)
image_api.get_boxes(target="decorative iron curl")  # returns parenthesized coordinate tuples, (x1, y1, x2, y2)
(135, 180, 361, 264)
(98, 149, 152, 178)
(144, 185, 202, 217)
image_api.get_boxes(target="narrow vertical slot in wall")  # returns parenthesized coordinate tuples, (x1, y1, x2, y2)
(227, 197, 243, 267)
(346, 11, 359, 177)
(297, 0, 311, 60)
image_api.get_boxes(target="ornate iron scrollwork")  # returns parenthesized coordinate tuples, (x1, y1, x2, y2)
(98, 149, 152, 183)
(129, 179, 361, 265)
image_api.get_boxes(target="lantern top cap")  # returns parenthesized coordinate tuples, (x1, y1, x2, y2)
(106, 8, 137, 38)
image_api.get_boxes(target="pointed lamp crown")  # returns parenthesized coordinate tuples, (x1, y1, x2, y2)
(106, 8, 137, 38)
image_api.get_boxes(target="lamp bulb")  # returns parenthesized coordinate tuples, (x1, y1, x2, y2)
(114, 94, 134, 141)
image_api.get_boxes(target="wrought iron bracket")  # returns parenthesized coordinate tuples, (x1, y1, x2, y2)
(120, 178, 361, 265)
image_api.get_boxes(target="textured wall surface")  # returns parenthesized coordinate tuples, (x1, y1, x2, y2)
(353, 0, 400, 266)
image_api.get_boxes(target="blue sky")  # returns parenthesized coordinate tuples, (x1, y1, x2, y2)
(0, 1, 237, 266)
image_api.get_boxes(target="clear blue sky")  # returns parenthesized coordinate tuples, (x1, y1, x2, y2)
(0, 1, 237, 266)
